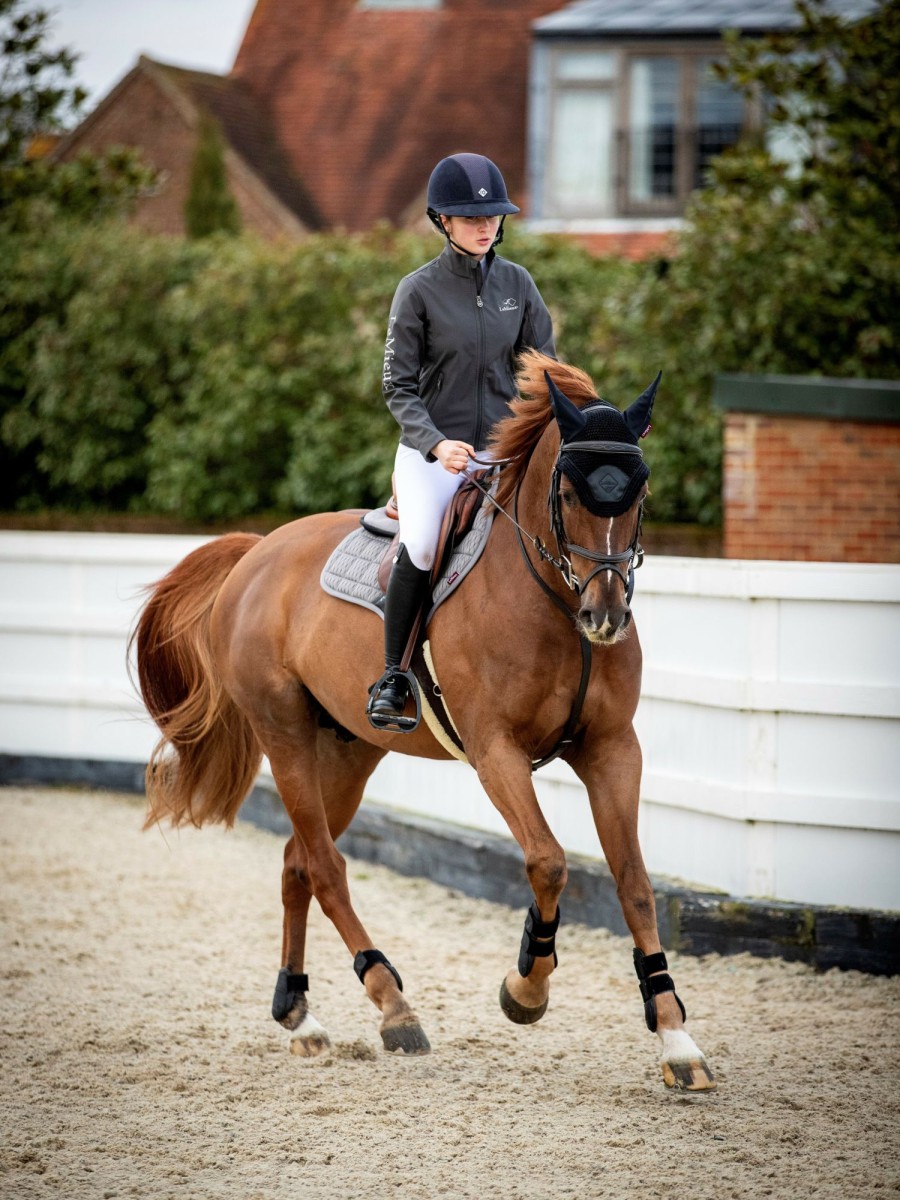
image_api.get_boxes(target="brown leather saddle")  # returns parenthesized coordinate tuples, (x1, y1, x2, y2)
(376, 469, 493, 594)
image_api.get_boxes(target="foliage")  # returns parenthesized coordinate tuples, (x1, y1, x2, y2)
(0, 2, 156, 230)
(184, 114, 241, 240)
(0, 223, 213, 510)
(0, 0, 84, 165)
(3, 0, 897, 528)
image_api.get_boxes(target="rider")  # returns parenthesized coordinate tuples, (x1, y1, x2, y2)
(368, 152, 556, 729)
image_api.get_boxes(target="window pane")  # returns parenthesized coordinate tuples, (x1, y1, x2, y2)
(629, 58, 679, 201)
(550, 89, 614, 214)
(694, 57, 744, 186)
(555, 50, 616, 83)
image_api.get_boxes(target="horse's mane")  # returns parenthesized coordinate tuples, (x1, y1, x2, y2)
(489, 349, 599, 507)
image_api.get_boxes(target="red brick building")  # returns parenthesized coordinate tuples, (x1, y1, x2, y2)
(55, 0, 809, 250)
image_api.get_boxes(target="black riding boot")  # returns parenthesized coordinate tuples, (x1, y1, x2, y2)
(368, 545, 430, 729)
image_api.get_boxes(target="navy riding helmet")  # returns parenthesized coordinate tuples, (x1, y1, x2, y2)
(426, 153, 519, 251)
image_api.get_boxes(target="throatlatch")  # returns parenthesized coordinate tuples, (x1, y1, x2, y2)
(633, 947, 686, 1032)
(271, 967, 308, 1022)
(353, 948, 404, 993)
(517, 902, 561, 977)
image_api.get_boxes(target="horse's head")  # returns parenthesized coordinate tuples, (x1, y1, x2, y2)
(546, 369, 659, 645)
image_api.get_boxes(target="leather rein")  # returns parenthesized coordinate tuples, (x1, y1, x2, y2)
(463, 439, 645, 771)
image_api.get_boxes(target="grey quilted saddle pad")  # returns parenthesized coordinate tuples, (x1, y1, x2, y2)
(320, 489, 496, 622)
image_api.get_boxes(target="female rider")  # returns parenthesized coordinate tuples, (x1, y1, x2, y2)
(368, 152, 556, 730)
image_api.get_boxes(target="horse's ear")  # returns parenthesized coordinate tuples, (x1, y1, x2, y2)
(624, 371, 661, 440)
(545, 371, 587, 443)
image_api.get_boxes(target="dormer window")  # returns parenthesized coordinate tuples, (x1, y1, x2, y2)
(529, 40, 747, 223)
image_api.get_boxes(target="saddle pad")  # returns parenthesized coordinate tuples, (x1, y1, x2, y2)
(320, 483, 496, 623)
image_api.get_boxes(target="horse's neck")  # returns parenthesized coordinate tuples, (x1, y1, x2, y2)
(483, 430, 560, 594)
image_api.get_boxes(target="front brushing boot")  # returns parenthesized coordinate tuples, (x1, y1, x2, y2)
(367, 544, 430, 731)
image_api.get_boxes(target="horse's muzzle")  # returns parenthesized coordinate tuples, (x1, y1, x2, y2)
(577, 602, 632, 644)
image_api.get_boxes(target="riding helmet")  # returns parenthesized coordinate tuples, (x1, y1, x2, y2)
(426, 153, 520, 218)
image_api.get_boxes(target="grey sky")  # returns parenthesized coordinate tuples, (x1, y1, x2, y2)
(54, 0, 257, 106)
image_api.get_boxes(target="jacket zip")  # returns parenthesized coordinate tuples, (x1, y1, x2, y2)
(473, 270, 486, 449)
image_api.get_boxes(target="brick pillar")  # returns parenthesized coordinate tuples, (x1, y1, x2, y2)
(714, 375, 900, 563)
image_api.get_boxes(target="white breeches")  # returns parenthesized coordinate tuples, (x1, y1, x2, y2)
(394, 443, 487, 571)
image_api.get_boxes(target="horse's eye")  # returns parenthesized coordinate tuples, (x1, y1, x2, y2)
(561, 486, 577, 509)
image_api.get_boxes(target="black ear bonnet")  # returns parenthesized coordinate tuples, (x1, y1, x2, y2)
(560, 403, 650, 518)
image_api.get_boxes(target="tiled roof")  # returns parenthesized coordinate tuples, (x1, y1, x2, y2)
(534, 0, 877, 36)
(148, 59, 323, 230)
(231, 0, 569, 232)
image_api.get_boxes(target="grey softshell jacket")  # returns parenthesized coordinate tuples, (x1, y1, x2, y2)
(382, 244, 556, 458)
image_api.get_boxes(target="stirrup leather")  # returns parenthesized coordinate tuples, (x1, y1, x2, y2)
(366, 667, 421, 733)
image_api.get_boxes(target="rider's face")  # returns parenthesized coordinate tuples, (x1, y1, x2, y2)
(441, 214, 501, 259)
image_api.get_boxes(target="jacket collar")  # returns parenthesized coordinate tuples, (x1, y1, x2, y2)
(440, 243, 496, 280)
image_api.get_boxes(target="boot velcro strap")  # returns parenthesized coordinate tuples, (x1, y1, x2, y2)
(353, 948, 403, 993)
(271, 967, 309, 1022)
(518, 903, 561, 977)
(633, 947, 687, 1031)
(633, 946, 668, 982)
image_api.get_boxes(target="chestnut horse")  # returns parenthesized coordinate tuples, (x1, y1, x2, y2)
(132, 350, 715, 1092)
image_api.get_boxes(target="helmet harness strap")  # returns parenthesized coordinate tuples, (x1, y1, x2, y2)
(428, 212, 506, 256)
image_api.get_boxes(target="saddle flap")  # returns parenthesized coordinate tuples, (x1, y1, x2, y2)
(432, 471, 490, 585)
(376, 534, 401, 594)
(376, 470, 491, 594)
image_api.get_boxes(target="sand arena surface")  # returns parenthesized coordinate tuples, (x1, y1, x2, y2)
(0, 785, 898, 1200)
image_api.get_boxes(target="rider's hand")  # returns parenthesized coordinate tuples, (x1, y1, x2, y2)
(433, 439, 476, 475)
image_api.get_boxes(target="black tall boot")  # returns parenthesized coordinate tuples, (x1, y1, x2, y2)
(367, 544, 431, 730)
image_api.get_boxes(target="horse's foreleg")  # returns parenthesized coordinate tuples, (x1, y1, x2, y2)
(574, 731, 715, 1092)
(273, 834, 331, 1057)
(476, 740, 568, 1025)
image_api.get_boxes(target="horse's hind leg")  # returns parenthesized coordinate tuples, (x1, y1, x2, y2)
(265, 704, 430, 1056)
(273, 834, 332, 1057)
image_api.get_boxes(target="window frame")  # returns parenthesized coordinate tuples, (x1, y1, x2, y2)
(537, 37, 754, 221)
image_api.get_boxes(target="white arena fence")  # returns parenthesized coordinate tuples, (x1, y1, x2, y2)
(0, 530, 898, 914)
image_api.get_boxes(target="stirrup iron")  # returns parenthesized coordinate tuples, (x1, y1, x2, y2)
(366, 667, 421, 734)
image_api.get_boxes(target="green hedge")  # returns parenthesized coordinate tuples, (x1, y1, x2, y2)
(1, 221, 663, 520)
(2, 207, 895, 527)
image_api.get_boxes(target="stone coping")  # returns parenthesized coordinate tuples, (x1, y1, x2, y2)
(714, 373, 900, 422)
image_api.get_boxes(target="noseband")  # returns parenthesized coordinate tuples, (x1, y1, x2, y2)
(547, 439, 645, 602)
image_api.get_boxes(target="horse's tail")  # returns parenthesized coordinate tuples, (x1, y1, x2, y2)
(130, 532, 264, 830)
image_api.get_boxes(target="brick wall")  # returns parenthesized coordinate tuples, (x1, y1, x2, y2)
(722, 411, 900, 563)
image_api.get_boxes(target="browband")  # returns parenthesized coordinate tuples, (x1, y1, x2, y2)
(560, 440, 643, 457)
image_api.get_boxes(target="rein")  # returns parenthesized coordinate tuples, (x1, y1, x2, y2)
(463, 438, 645, 772)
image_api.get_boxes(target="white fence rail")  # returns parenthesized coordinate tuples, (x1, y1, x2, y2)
(1, 531, 898, 911)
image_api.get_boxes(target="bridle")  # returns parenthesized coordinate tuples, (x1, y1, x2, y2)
(467, 436, 646, 603)
(546, 439, 645, 603)
(463, 437, 646, 772)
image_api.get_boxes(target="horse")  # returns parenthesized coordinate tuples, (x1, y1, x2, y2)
(131, 349, 715, 1092)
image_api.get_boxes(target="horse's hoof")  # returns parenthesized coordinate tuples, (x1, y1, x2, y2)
(499, 978, 548, 1025)
(381, 1022, 431, 1056)
(661, 1057, 716, 1092)
(288, 1012, 331, 1058)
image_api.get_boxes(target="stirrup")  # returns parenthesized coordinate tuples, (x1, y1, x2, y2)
(366, 667, 421, 734)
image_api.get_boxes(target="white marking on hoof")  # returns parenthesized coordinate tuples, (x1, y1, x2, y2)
(658, 1028, 716, 1091)
(289, 1011, 331, 1058)
(658, 1028, 703, 1064)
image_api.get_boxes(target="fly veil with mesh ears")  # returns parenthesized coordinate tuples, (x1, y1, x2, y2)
(547, 371, 660, 517)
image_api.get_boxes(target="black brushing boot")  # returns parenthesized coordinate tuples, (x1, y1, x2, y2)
(367, 544, 430, 731)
